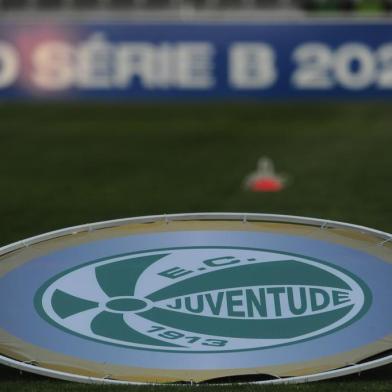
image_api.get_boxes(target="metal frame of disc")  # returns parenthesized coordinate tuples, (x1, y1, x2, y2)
(0, 213, 391, 385)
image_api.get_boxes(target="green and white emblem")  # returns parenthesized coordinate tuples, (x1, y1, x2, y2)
(36, 247, 370, 353)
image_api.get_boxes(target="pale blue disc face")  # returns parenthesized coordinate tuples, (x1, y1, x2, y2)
(0, 227, 391, 376)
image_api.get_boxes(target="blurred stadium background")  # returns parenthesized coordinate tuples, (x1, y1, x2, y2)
(0, 0, 391, 390)
(0, 0, 391, 13)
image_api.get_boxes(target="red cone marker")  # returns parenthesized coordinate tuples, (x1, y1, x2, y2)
(244, 157, 286, 193)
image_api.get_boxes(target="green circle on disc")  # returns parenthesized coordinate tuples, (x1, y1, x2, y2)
(106, 297, 147, 312)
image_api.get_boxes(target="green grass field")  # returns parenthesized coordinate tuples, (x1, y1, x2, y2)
(0, 102, 391, 391)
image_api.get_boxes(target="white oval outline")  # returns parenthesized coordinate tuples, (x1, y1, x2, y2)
(104, 296, 154, 314)
(0, 213, 391, 385)
(39, 247, 366, 352)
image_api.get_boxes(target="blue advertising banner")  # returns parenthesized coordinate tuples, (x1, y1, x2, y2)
(1, 21, 392, 99)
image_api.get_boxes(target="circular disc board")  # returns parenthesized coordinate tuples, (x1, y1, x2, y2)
(0, 214, 391, 383)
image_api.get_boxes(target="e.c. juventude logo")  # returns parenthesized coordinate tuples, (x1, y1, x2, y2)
(35, 247, 371, 353)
